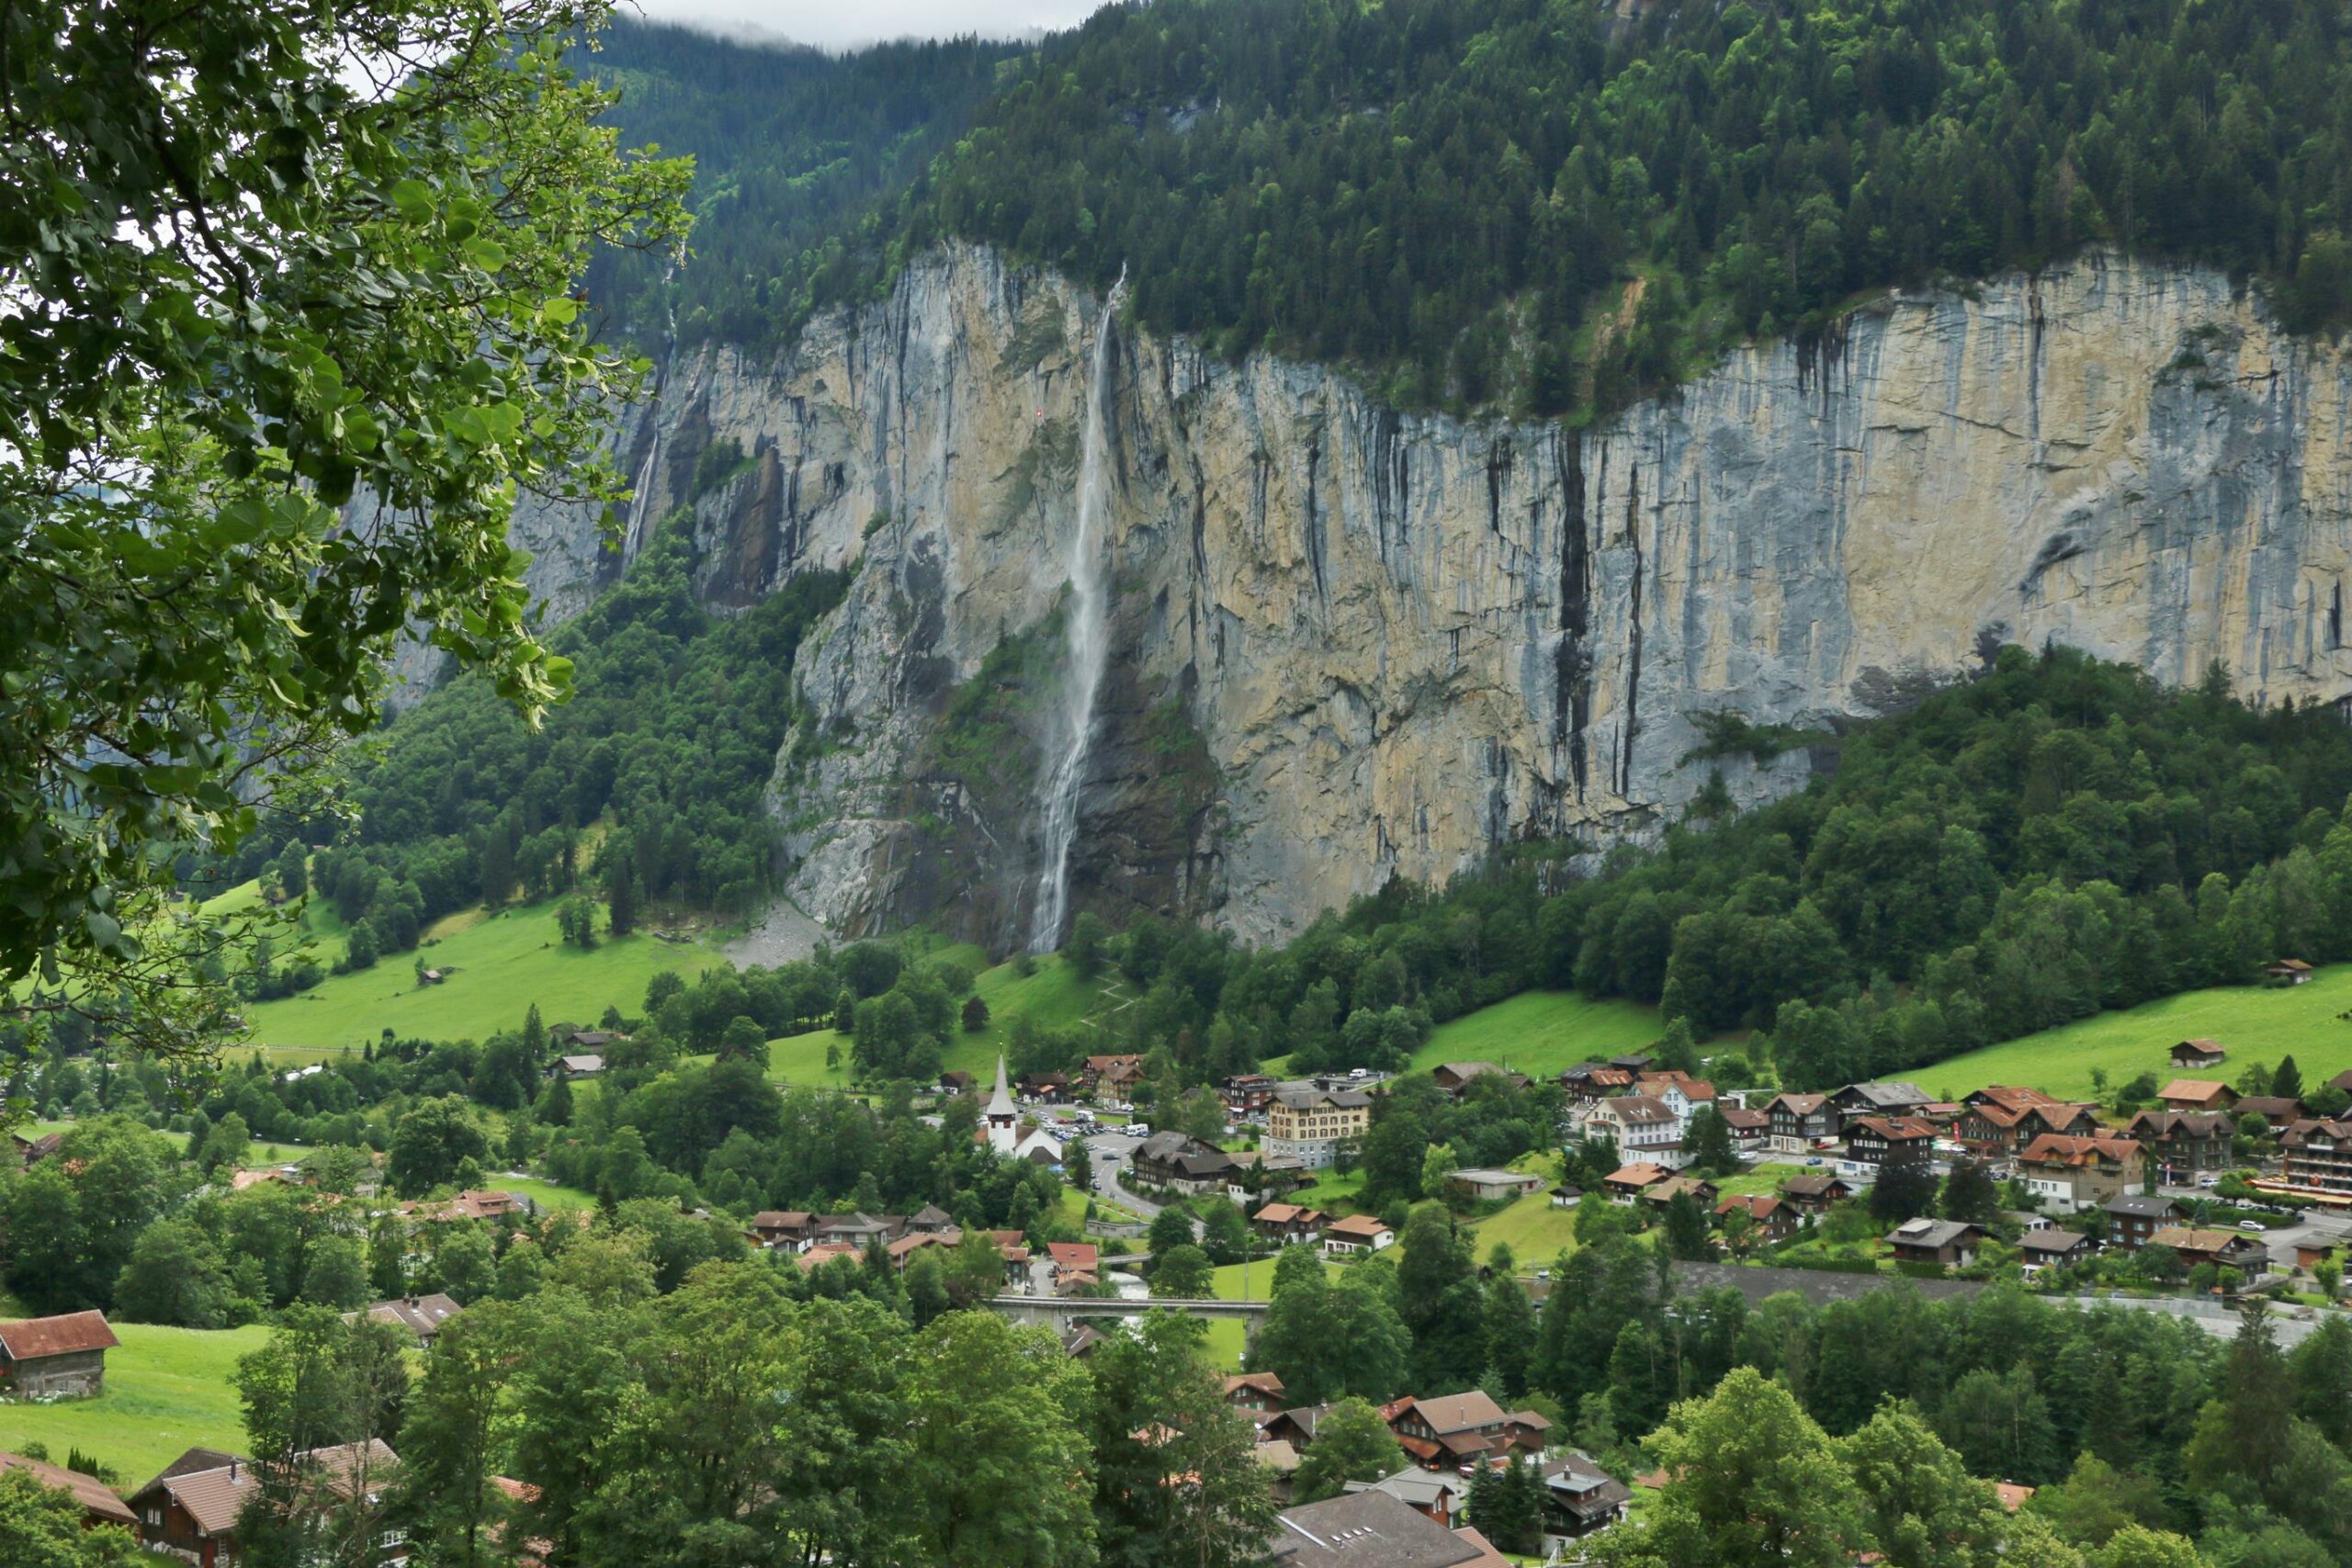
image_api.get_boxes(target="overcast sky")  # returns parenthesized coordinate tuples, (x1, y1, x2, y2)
(630, 0, 1105, 51)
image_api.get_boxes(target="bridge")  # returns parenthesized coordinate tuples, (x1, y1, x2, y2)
(988, 1294, 1271, 1334)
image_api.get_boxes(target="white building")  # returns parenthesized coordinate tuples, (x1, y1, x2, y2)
(1574, 1094, 1687, 1169)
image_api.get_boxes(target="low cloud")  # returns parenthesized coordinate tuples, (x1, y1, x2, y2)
(628, 0, 1102, 51)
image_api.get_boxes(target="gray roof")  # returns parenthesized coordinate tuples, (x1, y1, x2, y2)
(351, 1294, 460, 1339)
(1886, 1218, 1982, 1250)
(1542, 1451, 1634, 1519)
(1269, 1490, 1489, 1565)
(2019, 1230, 2091, 1255)
(1839, 1081, 1933, 1107)
(1273, 1083, 1373, 1111)
(2104, 1194, 2186, 1217)
(1346, 1466, 1464, 1512)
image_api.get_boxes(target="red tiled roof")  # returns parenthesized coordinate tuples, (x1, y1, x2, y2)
(0, 1311, 119, 1360)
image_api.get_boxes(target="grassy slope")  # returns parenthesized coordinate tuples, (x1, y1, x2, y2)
(759, 953, 1113, 1090)
(241, 900, 725, 1051)
(0, 1324, 267, 1487)
(1408, 990, 1666, 1079)
(1915, 964, 2352, 1102)
(1467, 1192, 1581, 1266)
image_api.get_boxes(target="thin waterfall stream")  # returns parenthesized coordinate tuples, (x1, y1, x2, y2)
(1027, 269, 1125, 953)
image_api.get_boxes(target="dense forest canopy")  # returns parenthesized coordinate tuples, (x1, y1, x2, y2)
(969, 649, 2352, 1101)
(194, 519, 848, 980)
(587, 0, 2352, 415)
(576, 23, 1021, 345)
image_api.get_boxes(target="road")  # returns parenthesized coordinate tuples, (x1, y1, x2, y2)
(1077, 1126, 1171, 1224)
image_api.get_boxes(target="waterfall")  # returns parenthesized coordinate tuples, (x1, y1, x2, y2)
(1028, 270, 1125, 954)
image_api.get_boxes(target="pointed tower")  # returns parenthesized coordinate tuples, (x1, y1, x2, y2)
(985, 1053, 1020, 1153)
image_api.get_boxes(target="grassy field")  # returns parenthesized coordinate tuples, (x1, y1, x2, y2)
(0, 1323, 267, 1487)
(1467, 1190, 1580, 1266)
(1286, 1166, 1368, 1213)
(1714, 1161, 1809, 1198)
(948, 954, 1112, 1075)
(242, 898, 726, 1050)
(499, 1175, 596, 1212)
(1915, 965, 2352, 1101)
(1207, 1258, 1340, 1301)
(1408, 989, 1666, 1079)
(756, 953, 1128, 1090)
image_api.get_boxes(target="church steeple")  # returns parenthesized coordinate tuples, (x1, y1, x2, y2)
(984, 1053, 1019, 1150)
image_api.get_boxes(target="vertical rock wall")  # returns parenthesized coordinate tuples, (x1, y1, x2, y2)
(514, 245, 2352, 946)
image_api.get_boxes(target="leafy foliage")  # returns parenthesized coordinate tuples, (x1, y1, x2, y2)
(0, 0, 689, 1057)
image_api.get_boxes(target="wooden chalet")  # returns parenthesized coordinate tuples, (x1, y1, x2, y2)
(2170, 1039, 2228, 1069)
(0, 1311, 118, 1398)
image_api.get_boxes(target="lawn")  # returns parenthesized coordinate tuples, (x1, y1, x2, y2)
(498, 1175, 597, 1212)
(1286, 1166, 1368, 1213)
(1408, 989, 1667, 1079)
(1466, 1191, 1580, 1267)
(763, 1029, 858, 1090)
(1208, 1258, 1337, 1301)
(0, 1323, 267, 1487)
(946, 953, 1111, 1076)
(1201, 1316, 1248, 1371)
(763, 953, 1133, 1089)
(1714, 1161, 1809, 1198)
(241, 898, 726, 1050)
(1915, 965, 2352, 1102)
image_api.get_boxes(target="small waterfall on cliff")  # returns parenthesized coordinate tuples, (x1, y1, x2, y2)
(1028, 270, 1125, 954)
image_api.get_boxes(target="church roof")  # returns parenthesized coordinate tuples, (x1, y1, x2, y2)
(985, 1054, 1019, 1122)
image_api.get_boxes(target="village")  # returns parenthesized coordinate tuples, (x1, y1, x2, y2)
(6, 1004, 2350, 1568)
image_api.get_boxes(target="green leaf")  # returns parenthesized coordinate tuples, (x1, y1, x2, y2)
(389, 179, 434, 221)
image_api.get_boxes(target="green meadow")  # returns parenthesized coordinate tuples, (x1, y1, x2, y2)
(1407, 989, 1668, 1080)
(1911, 965, 2352, 1102)
(0, 1323, 266, 1488)
(240, 898, 726, 1051)
(757, 952, 1124, 1090)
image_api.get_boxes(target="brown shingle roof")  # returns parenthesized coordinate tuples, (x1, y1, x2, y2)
(1393, 1391, 1510, 1436)
(0, 1448, 136, 1526)
(0, 1311, 119, 1360)
(1324, 1214, 1392, 1240)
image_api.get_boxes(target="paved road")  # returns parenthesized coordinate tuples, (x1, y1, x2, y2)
(1080, 1128, 1176, 1224)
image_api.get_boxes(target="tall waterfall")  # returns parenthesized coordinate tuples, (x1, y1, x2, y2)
(1028, 271, 1125, 953)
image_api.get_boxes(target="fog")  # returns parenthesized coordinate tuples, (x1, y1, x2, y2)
(629, 0, 1104, 51)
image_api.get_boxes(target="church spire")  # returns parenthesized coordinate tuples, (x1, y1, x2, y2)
(985, 1052, 1018, 1123)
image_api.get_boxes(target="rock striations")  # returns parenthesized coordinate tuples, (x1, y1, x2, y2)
(492, 243, 2352, 947)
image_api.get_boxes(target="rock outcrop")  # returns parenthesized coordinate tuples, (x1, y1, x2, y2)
(514, 243, 2352, 947)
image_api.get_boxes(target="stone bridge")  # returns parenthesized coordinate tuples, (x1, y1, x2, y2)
(988, 1295, 1270, 1335)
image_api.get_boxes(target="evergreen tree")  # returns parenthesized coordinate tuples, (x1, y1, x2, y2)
(1685, 1106, 1736, 1177)
(2272, 1055, 2304, 1103)
(1940, 1160, 2000, 1225)
(606, 864, 639, 938)
(1481, 1242, 1537, 1400)
(1396, 1202, 1485, 1392)
(1663, 1190, 1713, 1260)
(1871, 1161, 1939, 1223)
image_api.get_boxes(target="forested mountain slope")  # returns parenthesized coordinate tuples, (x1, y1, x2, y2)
(604, 0, 2352, 416)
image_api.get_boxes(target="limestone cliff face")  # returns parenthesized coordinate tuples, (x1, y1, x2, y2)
(541, 244, 2352, 947)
